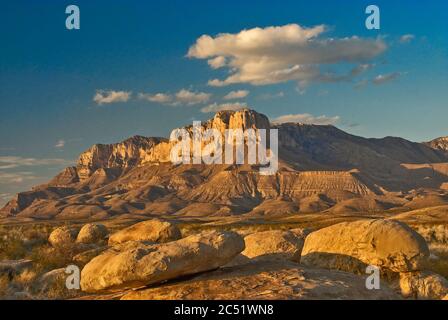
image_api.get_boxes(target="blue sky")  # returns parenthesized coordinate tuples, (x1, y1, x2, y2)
(0, 0, 447, 204)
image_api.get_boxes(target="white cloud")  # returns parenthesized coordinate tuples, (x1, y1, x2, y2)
(399, 34, 415, 43)
(139, 89, 211, 106)
(201, 102, 248, 113)
(138, 93, 173, 104)
(0, 156, 72, 170)
(372, 72, 401, 85)
(259, 92, 285, 100)
(55, 139, 65, 149)
(208, 56, 227, 69)
(175, 89, 211, 105)
(223, 90, 250, 100)
(0, 172, 39, 184)
(188, 24, 386, 87)
(272, 113, 340, 125)
(93, 90, 131, 105)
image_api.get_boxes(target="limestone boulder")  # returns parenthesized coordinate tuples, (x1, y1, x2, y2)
(241, 230, 306, 262)
(76, 223, 108, 244)
(108, 219, 181, 245)
(48, 226, 78, 247)
(301, 219, 429, 273)
(81, 231, 245, 292)
(399, 271, 448, 300)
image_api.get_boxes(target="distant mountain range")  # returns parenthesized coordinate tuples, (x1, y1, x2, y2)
(2, 109, 448, 220)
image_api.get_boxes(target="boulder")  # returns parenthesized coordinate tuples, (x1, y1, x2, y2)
(108, 219, 181, 245)
(48, 226, 78, 247)
(121, 260, 400, 300)
(76, 223, 108, 244)
(241, 230, 306, 262)
(301, 219, 429, 273)
(399, 271, 448, 300)
(81, 231, 245, 292)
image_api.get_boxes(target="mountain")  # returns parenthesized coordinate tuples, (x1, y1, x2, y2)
(426, 136, 448, 154)
(1, 109, 448, 219)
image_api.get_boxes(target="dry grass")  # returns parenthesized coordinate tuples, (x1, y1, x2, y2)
(0, 223, 86, 299)
(427, 244, 448, 279)
(0, 275, 10, 298)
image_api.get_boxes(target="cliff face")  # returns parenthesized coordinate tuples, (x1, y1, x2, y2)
(1, 109, 448, 219)
(76, 109, 271, 181)
(76, 136, 169, 180)
(207, 109, 271, 132)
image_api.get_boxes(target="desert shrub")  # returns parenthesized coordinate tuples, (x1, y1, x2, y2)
(427, 250, 448, 280)
(0, 274, 10, 298)
(0, 236, 27, 260)
(14, 269, 38, 286)
(39, 274, 80, 300)
(29, 244, 78, 274)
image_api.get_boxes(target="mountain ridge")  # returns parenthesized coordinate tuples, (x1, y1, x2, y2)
(1, 109, 448, 219)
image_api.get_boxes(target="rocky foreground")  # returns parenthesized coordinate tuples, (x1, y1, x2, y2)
(2, 217, 446, 300)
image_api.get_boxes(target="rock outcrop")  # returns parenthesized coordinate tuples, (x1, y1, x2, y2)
(426, 136, 448, 154)
(301, 219, 430, 273)
(81, 231, 245, 292)
(399, 271, 448, 299)
(108, 219, 181, 245)
(76, 223, 108, 244)
(121, 260, 400, 300)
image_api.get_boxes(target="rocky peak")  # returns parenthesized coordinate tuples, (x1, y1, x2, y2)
(207, 109, 271, 132)
(426, 136, 448, 153)
(76, 136, 168, 180)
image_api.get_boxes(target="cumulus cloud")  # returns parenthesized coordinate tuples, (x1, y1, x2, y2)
(139, 89, 211, 106)
(0, 156, 72, 170)
(175, 89, 211, 105)
(272, 113, 340, 125)
(400, 34, 415, 43)
(138, 93, 173, 104)
(201, 102, 248, 113)
(188, 24, 386, 87)
(93, 90, 131, 105)
(372, 72, 401, 85)
(208, 56, 227, 69)
(223, 90, 250, 100)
